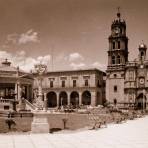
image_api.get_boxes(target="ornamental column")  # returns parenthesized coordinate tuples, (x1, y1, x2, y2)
(34, 63, 47, 110)
(15, 83, 18, 100)
(17, 81, 22, 101)
(79, 92, 82, 106)
(91, 91, 96, 107)
(31, 63, 49, 133)
(67, 92, 70, 105)
(56, 92, 59, 108)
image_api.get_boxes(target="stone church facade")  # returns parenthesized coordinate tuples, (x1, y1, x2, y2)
(106, 11, 148, 109)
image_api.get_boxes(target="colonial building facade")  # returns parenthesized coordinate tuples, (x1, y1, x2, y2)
(33, 69, 106, 108)
(0, 58, 105, 111)
(106, 11, 148, 109)
(0, 59, 33, 110)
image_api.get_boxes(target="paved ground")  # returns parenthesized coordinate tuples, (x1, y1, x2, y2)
(0, 116, 148, 148)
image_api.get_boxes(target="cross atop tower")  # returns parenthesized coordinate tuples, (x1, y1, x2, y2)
(117, 7, 121, 19)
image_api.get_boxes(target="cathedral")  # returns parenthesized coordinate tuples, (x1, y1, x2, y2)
(106, 10, 148, 110)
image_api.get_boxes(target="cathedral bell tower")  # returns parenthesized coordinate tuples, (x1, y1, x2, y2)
(138, 43, 147, 63)
(107, 9, 128, 71)
(106, 9, 128, 105)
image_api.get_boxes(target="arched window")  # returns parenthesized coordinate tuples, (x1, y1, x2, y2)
(113, 42, 115, 49)
(112, 55, 116, 64)
(114, 74, 117, 78)
(117, 55, 120, 64)
(114, 86, 117, 92)
(118, 41, 120, 49)
(140, 51, 144, 61)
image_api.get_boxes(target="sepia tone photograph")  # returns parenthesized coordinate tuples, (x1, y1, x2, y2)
(0, 0, 148, 147)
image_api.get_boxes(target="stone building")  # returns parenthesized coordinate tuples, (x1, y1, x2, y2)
(0, 58, 105, 111)
(106, 10, 148, 109)
(33, 69, 106, 108)
(0, 59, 33, 111)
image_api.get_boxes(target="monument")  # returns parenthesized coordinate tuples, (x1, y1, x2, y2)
(31, 63, 50, 133)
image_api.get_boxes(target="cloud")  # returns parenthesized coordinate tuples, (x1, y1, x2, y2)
(91, 62, 106, 71)
(18, 29, 39, 44)
(37, 55, 51, 65)
(70, 62, 86, 70)
(0, 50, 50, 72)
(6, 33, 18, 44)
(3, 29, 39, 48)
(0, 51, 13, 62)
(67, 52, 84, 62)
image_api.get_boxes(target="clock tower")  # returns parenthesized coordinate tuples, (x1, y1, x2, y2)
(106, 9, 128, 104)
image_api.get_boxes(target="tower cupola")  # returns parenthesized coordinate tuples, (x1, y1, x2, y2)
(139, 42, 147, 62)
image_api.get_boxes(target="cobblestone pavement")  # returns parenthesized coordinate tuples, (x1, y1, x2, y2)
(0, 116, 148, 148)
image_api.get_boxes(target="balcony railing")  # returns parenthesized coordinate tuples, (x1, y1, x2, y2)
(126, 62, 137, 67)
(0, 99, 14, 104)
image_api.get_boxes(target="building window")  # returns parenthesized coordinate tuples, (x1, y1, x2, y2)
(117, 55, 120, 64)
(129, 71, 133, 81)
(112, 55, 116, 64)
(114, 85, 117, 92)
(113, 99, 117, 105)
(97, 80, 101, 87)
(118, 41, 120, 49)
(62, 80, 65, 87)
(85, 79, 89, 86)
(50, 81, 53, 88)
(73, 80, 76, 87)
(140, 51, 144, 61)
(121, 28, 123, 34)
(113, 42, 115, 49)
(114, 74, 117, 78)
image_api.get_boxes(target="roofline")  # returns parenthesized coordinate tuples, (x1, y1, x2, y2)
(33, 68, 106, 76)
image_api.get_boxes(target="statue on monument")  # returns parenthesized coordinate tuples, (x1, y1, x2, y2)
(34, 63, 47, 110)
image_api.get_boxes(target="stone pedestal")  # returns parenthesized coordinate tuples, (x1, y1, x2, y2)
(31, 112, 49, 133)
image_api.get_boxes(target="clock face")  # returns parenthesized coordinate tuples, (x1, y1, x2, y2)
(114, 27, 120, 34)
(139, 78, 145, 84)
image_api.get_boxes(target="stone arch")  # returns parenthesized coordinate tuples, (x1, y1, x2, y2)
(47, 91, 57, 108)
(82, 91, 91, 105)
(70, 91, 79, 106)
(59, 91, 68, 106)
(136, 93, 147, 109)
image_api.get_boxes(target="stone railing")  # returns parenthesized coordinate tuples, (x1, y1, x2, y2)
(24, 99, 36, 111)
(126, 62, 137, 67)
(0, 99, 14, 104)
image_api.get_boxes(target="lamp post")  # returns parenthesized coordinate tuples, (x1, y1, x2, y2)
(34, 63, 47, 110)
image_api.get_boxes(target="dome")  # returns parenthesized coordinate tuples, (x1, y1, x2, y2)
(0, 59, 26, 73)
(139, 43, 147, 49)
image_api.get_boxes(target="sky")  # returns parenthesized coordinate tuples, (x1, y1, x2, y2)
(0, 0, 148, 72)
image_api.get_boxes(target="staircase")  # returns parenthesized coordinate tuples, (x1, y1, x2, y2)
(25, 99, 36, 111)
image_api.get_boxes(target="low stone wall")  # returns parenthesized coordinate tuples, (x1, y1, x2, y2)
(0, 112, 113, 133)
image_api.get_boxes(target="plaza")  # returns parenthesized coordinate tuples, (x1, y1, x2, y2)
(0, 2, 148, 148)
(0, 115, 148, 148)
